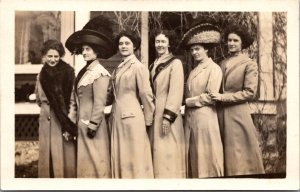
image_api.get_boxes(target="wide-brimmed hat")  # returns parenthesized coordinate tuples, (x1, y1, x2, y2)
(65, 16, 116, 59)
(179, 23, 221, 49)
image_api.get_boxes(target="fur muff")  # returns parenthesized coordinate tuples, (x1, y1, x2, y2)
(39, 60, 77, 137)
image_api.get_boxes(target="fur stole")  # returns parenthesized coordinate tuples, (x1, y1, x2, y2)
(39, 60, 77, 137)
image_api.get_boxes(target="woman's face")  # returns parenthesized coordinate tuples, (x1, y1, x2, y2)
(155, 33, 169, 56)
(45, 49, 60, 67)
(82, 45, 97, 61)
(190, 44, 208, 62)
(118, 36, 135, 57)
(227, 33, 242, 53)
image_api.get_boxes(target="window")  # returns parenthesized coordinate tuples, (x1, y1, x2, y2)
(15, 11, 61, 64)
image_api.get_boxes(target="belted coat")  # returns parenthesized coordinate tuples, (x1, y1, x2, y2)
(217, 53, 265, 176)
(149, 53, 186, 178)
(68, 59, 111, 178)
(107, 54, 155, 178)
(185, 58, 224, 178)
(35, 61, 76, 178)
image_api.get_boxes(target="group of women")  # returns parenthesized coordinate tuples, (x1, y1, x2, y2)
(35, 16, 265, 178)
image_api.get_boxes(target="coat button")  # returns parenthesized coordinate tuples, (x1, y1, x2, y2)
(47, 116, 51, 121)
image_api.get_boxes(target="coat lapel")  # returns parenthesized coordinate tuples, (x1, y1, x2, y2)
(187, 59, 210, 92)
(189, 59, 210, 82)
(115, 55, 135, 87)
(151, 54, 175, 83)
(224, 54, 250, 85)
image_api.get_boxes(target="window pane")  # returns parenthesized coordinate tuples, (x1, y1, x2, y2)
(15, 11, 61, 64)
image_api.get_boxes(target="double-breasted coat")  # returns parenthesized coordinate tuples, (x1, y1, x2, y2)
(217, 53, 265, 176)
(68, 60, 111, 178)
(149, 53, 186, 178)
(35, 67, 76, 178)
(185, 58, 224, 178)
(108, 54, 155, 178)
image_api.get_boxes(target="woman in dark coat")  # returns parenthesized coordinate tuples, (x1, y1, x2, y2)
(35, 39, 76, 178)
(148, 30, 185, 178)
(107, 30, 155, 178)
(209, 25, 265, 176)
(66, 16, 116, 178)
(180, 23, 224, 178)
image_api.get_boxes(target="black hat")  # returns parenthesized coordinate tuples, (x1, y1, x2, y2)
(65, 16, 116, 59)
(179, 23, 221, 49)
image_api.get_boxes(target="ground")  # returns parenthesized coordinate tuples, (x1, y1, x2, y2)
(15, 141, 38, 178)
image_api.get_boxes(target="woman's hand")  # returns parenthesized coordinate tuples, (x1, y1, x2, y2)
(62, 131, 77, 142)
(162, 119, 171, 135)
(209, 92, 222, 101)
(87, 128, 97, 139)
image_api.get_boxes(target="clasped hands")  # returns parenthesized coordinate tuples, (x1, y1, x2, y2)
(208, 92, 222, 101)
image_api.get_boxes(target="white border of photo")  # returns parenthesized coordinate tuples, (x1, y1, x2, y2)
(0, 0, 299, 190)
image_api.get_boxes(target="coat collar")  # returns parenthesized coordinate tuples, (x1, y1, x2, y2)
(188, 57, 211, 82)
(154, 53, 173, 66)
(77, 59, 100, 89)
(86, 59, 100, 71)
(224, 53, 250, 78)
(151, 54, 176, 83)
(115, 54, 136, 86)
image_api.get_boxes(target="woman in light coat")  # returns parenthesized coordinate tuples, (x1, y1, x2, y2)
(210, 25, 265, 176)
(148, 30, 185, 178)
(35, 39, 76, 178)
(107, 30, 155, 178)
(66, 16, 116, 178)
(180, 23, 224, 178)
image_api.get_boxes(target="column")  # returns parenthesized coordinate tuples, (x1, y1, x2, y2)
(61, 11, 75, 66)
(141, 11, 149, 66)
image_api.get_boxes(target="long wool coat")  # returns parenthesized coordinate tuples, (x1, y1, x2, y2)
(218, 53, 265, 176)
(149, 53, 186, 178)
(68, 60, 111, 178)
(108, 54, 155, 178)
(35, 62, 76, 178)
(185, 58, 224, 178)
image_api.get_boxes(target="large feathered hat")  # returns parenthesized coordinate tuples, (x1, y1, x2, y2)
(179, 23, 221, 49)
(65, 15, 116, 59)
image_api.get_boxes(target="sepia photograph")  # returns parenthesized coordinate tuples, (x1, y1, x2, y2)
(1, 0, 299, 190)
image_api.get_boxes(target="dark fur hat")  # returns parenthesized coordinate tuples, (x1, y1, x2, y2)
(65, 15, 116, 59)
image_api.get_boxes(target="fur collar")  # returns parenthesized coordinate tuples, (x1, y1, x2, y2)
(39, 60, 77, 137)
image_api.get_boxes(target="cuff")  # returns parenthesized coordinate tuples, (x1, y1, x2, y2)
(185, 96, 199, 107)
(88, 120, 99, 131)
(163, 108, 177, 123)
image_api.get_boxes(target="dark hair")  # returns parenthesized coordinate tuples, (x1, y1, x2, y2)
(187, 43, 215, 51)
(153, 29, 178, 53)
(41, 39, 65, 57)
(75, 43, 105, 59)
(225, 25, 254, 49)
(114, 30, 141, 51)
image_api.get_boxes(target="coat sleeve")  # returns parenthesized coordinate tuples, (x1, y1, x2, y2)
(64, 67, 75, 112)
(186, 65, 223, 108)
(136, 64, 155, 126)
(105, 76, 115, 106)
(87, 75, 110, 130)
(163, 59, 184, 123)
(68, 87, 77, 124)
(220, 61, 258, 103)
